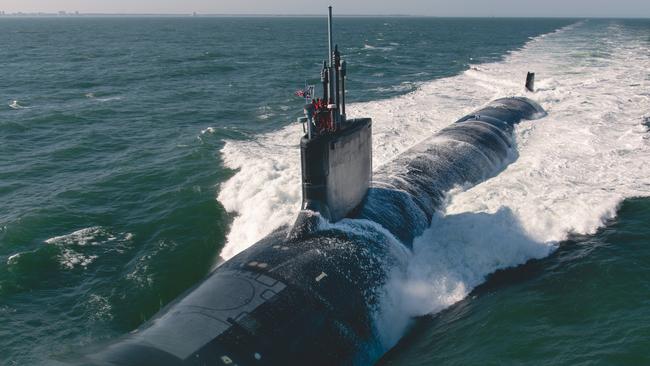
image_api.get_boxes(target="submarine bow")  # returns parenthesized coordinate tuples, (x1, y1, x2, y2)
(82, 7, 547, 366)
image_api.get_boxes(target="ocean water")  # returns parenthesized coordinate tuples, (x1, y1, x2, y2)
(1, 16, 649, 365)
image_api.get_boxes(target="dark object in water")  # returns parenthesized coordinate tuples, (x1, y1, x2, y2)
(525, 71, 535, 92)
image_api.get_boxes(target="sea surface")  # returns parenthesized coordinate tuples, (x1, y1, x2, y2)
(1, 16, 649, 365)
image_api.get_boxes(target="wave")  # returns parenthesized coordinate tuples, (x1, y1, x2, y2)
(364, 44, 394, 51)
(97, 96, 123, 102)
(8, 100, 29, 109)
(217, 19, 650, 350)
(201, 126, 216, 135)
(42, 226, 133, 269)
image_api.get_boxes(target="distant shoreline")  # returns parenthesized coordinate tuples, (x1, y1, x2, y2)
(4, 13, 416, 17)
(0, 13, 647, 19)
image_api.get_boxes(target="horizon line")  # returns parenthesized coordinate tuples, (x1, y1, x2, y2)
(1, 12, 648, 19)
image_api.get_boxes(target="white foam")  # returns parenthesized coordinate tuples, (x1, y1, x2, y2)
(58, 248, 98, 269)
(45, 226, 105, 246)
(217, 19, 650, 347)
(44, 227, 134, 269)
(201, 126, 216, 135)
(96, 96, 122, 102)
(376, 207, 556, 346)
(218, 129, 302, 259)
(6, 253, 21, 265)
(364, 44, 394, 51)
(8, 100, 28, 109)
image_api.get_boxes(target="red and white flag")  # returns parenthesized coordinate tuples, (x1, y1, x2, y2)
(294, 89, 310, 98)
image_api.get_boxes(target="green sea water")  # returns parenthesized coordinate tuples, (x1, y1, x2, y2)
(1, 16, 649, 365)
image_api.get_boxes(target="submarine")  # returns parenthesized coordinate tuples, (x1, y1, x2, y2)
(82, 7, 547, 366)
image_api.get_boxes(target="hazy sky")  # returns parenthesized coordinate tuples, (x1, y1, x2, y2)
(1, 0, 650, 17)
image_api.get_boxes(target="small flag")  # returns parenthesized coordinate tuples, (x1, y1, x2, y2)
(294, 89, 310, 98)
(295, 85, 314, 99)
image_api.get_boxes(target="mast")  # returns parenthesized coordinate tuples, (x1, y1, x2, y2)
(327, 6, 337, 126)
(305, 6, 348, 136)
(327, 6, 333, 70)
(326, 6, 345, 128)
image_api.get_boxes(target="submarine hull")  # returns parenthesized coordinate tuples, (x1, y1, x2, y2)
(84, 97, 546, 366)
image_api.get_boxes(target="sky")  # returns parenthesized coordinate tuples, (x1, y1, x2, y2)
(1, 0, 649, 17)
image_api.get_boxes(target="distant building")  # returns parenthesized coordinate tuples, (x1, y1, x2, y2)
(58, 11, 66, 16)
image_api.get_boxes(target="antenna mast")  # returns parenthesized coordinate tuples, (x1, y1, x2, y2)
(328, 6, 333, 69)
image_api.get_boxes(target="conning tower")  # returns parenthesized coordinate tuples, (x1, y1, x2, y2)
(296, 6, 372, 224)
